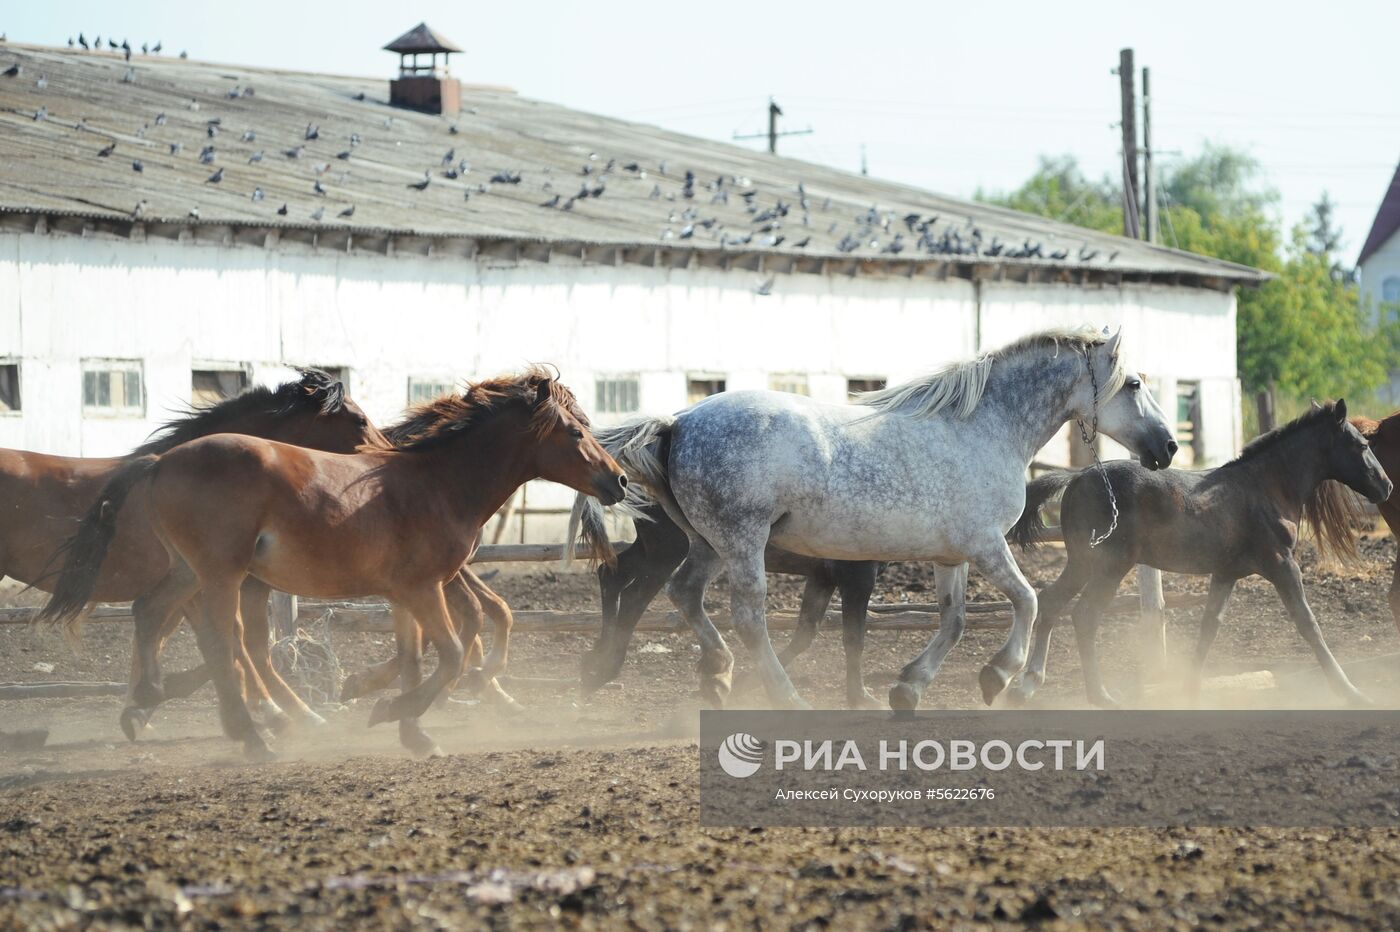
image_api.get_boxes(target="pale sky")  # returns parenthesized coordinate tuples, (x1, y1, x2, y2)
(7, 1, 1399, 261)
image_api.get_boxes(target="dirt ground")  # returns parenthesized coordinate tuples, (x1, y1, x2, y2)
(5, 536, 1400, 928)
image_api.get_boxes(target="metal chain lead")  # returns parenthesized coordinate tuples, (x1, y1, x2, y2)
(1077, 353, 1119, 548)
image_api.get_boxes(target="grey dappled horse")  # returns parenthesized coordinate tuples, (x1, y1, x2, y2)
(580, 326, 1176, 709)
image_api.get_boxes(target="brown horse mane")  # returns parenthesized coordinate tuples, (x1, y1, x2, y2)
(130, 368, 347, 457)
(1226, 402, 1364, 563)
(384, 366, 585, 452)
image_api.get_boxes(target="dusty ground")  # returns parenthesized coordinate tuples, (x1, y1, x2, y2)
(5, 536, 1400, 928)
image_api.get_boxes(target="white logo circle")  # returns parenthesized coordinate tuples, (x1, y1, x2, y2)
(718, 732, 764, 778)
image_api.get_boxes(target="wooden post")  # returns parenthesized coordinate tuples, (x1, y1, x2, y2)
(1142, 66, 1156, 243)
(1118, 48, 1140, 240)
(270, 591, 298, 640)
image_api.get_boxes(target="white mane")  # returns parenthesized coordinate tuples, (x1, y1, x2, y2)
(854, 324, 1126, 420)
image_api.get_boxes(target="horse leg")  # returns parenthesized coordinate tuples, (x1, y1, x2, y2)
(122, 566, 199, 740)
(664, 538, 733, 707)
(777, 569, 837, 670)
(240, 577, 326, 729)
(439, 573, 482, 702)
(369, 586, 465, 737)
(582, 542, 678, 693)
(1186, 575, 1236, 703)
(1137, 565, 1169, 678)
(1381, 500, 1400, 636)
(379, 607, 439, 757)
(723, 550, 805, 709)
(836, 562, 880, 709)
(890, 563, 968, 710)
(464, 569, 513, 680)
(1007, 552, 1093, 705)
(191, 580, 272, 760)
(975, 539, 1042, 705)
(340, 656, 400, 701)
(1069, 566, 1132, 709)
(1263, 557, 1369, 706)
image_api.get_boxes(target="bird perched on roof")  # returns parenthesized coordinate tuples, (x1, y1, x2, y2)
(311, 207, 324, 222)
(131, 159, 143, 172)
(352, 91, 365, 101)
(760, 234, 784, 248)
(35, 73, 46, 90)
(169, 142, 182, 155)
(442, 148, 455, 166)
(199, 145, 216, 164)
(78, 33, 89, 50)
(242, 129, 255, 142)
(93, 36, 101, 49)
(97, 141, 116, 157)
(349, 133, 361, 147)
(792, 236, 810, 249)
(108, 38, 119, 50)
(836, 234, 860, 253)
(207, 123, 218, 139)
(284, 145, 304, 159)
(650, 184, 661, 199)
(132, 200, 146, 219)
(338, 205, 355, 218)
(277, 203, 288, 216)
(492, 170, 523, 185)
(1049, 248, 1069, 261)
(252, 187, 264, 202)
(189, 206, 200, 220)
(882, 234, 905, 255)
(305, 123, 319, 141)
(313, 180, 326, 195)
(32, 106, 46, 121)
(755, 276, 775, 296)
(336, 150, 351, 160)
(679, 224, 694, 239)
(154, 112, 166, 126)
(122, 40, 131, 61)
(409, 172, 431, 191)
(206, 168, 224, 184)
(152, 41, 162, 53)
(1, 63, 19, 78)
(141, 42, 148, 55)
(1078, 246, 1098, 262)
(248, 150, 264, 163)
(540, 194, 561, 208)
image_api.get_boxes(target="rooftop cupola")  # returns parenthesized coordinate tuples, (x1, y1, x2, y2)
(384, 22, 462, 116)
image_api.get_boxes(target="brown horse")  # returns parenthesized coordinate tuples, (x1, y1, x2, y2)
(2, 369, 382, 727)
(1352, 413, 1400, 630)
(43, 369, 626, 759)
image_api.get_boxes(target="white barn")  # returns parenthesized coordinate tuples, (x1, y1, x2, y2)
(0, 36, 1265, 541)
(1358, 160, 1400, 403)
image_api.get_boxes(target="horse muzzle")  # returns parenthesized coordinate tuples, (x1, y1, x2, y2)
(1368, 474, 1394, 505)
(594, 472, 628, 506)
(1138, 436, 1178, 471)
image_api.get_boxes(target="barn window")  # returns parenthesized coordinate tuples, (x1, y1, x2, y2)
(846, 377, 886, 399)
(0, 363, 18, 413)
(408, 376, 455, 404)
(82, 360, 144, 416)
(769, 374, 809, 396)
(687, 374, 726, 404)
(1383, 277, 1400, 304)
(191, 367, 250, 406)
(594, 375, 640, 414)
(1176, 380, 1202, 465)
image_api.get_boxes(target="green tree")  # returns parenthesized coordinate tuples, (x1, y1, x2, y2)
(984, 146, 1390, 431)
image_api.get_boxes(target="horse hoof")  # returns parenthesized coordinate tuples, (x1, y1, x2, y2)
(131, 681, 164, 709)
(300, 709, 329, 728)
(367, 698, 396, 727)
(244, 743, 279, 763)
(888, 682, 921, 711)
(850, 690, 884, 711)
(698, 675, 731, 709)
(1087, 690, 1123, 710)
(119, 707, 151, 743)
(978, 665, 1010, 706)
(263, 710, 295, 735)
(339, 674, 370, 703)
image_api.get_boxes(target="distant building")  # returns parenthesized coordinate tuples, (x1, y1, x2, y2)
(0, 30, 1265, 541)
(1359, 161, 1400, 402)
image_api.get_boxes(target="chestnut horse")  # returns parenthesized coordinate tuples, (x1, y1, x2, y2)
(43, 369, 626, 759)
(2, 369, 381, 727)
(1352, 412, 1400, 630)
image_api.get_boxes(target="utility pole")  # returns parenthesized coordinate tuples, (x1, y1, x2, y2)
(1117, 48, 1140, 239)
(1142, 66, 1157, 243)
(733, 98, 813, 155)
(860, 144, 868, 176)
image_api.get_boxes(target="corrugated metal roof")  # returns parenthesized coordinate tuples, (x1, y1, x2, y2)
(0, 42, 1266, 284)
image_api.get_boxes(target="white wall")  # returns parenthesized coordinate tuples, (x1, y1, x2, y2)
(1359, 229, 1400, 404)
(0, 229, 1240, 540)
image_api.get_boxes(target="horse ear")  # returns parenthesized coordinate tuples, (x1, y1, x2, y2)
(1103, 326, 1122, 357)
(1310, 399, 1322, 411)
(1335, 398, 1348, 422)
(534, 376, 554, 407)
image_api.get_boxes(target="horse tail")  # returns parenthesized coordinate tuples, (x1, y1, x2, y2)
(1302, 479, 1366, 565)
(39, 454, 161, 631)
(1009, 469, 1079, 551)
(565, 419, 673, 569)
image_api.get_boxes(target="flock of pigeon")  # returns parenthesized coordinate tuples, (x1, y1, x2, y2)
(64, 33, 181, 61)
(0, 39, 1116, 267)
